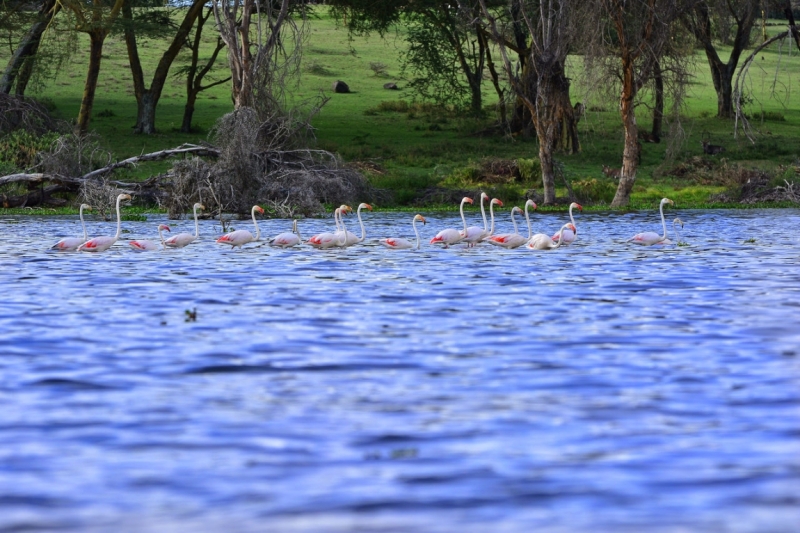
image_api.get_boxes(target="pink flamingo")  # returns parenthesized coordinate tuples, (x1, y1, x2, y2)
(164, 203, 204, 248)
(216, 205, 264, 248)
(379, 214, 426, 250)
(430, 197, 472, 247)
(307, 206, 350, 249)
(462, 192, 489, 245)
(527, 223, 575, 250)
(78, 194, 131, 252)
(129, 224, 171, 251)
(627, 198, 674, 246)
(51, 203, 92, 251)
(269, 219, 303, 248)
(343, 203, 373, 246)
(552, 202, 583, 245)
(463, 197, 503, 246)
(488, 199, 536, 249)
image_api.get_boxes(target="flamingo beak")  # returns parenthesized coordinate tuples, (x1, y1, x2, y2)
(366, 204, 373, 211)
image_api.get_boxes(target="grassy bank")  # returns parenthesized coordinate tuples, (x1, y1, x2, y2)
(2, 8, 799, 211)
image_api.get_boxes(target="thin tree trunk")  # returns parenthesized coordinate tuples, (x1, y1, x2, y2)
(652, 59, 663, 139)
(612, 56, 638, 208)
(77, 31, 107, 134)
(14, 56, 36, 97)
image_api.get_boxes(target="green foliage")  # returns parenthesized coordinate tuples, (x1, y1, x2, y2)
(517, 158, 541, 182)
(572, 178, 616, 204)
(0, 131, 60, 169)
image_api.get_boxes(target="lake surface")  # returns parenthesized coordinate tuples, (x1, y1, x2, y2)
(1, 208, 799, 532)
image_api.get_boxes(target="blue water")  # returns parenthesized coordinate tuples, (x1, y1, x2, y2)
(1, 208, 799, 532)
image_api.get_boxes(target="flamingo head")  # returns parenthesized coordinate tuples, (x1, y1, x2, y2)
(462, 197, 474, 205)
(673, 217, 684, 228)
(568, 223, 577, 232)
(512, 206, 522, 214)
(414, 214, 426, 225)
(525, 199, 537, 210)
(661, 198, 674, 207)
(120, 194, 132, 202)
(254, 205, 265, 214)
(359, 203, 373, 211)
(80, 204, 92, 211)
(158, 224, 171, 232)
(571, 202, 583, 211)
(491, 198, 503, 207)
(194, 203, 205, 211)
(342, 205, 353, 215)
(480, 192, 489, 200)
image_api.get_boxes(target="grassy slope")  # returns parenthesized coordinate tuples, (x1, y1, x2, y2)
(5, 8, 800, 211)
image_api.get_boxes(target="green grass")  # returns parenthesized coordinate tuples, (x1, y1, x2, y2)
(2, 8, 800, 211)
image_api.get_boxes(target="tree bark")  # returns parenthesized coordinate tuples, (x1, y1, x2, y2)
(652, 59, 663, 139)
(0, 0, 60, 95)
(612, 55, 638, 208)
(77, 30, 108, 133)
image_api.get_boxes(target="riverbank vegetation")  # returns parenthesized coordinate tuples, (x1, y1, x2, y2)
(0, 2, 799, 216)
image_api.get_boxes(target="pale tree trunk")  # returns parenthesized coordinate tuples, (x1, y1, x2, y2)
(612, 55, 638, 207)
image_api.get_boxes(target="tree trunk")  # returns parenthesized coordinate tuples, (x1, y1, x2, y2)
(14, 57, 36, 97)
(0, 0, 60, 95)
(77, 30, 108, 134)
(181, 93, 198, 133)
(652, 59, 664, 139)
(612, 56, 638, 208)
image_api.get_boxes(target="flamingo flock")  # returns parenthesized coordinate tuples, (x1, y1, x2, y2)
(48, 193, 685, 253)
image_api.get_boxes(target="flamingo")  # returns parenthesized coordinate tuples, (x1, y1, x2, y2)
(527, 223, 576, 250)
(269, 219, 303, 248)
(307, 207, 350, 249)
(430, 197, 473, 247)
(626, 198, 674, 246)
(343, 203, 373, 246)
(216, 205, 264, 248)
(129, 224, 171, 251)
(78, 194, 131, 252)
(672, 217, 685, 245)
(379, 214, 426, 250)
(462, 192, 489, 246)
(51, 203, 92, 251)
(164, 203, 204, 248)
(487, 206, 526, 249)
(552, 202, 583, 245)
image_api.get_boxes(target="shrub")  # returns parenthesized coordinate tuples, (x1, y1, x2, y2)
(572, 178, 616, 204)
(517, 158, 541, 182)
(0, 130, 61, 169)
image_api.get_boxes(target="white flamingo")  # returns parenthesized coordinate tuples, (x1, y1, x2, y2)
(78, 194, 131, 252)
(129, 224, 171, 251)
(269, 219, 303, 248)
(462, 192, 489, 246)
(430, 197, 473, 247)
(51, 203, 92, 251)
(487, 206, 526, 249)
(672, 217, 685, 245)
(308, 207, 350, 249)
(164, 203, 204, 248)
(216, 205, 264, 248)
(527, 223, 575, 250)
(552, 202, 583, 245)
(379, 214, 426, 250)
(627, 198, 674, 246)
(343, 202, 373, 246)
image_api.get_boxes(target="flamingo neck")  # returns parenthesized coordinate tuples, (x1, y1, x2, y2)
(338, 209, 348, 245)
(673, 221, 682, 244)
(569, 204, 577, 228)
(158, 226, 167, 245)
(412, 218, 421, 250)
(79, 205, 88, 241)
(552, 225, 568, 249)
(659, 202, 667, 241)
(488, 202, 497, 236)
(357, 206, 366, 241)
(479, 195, 487, 231)
(252, 207, 261, 241)
(524, 204, 532, 239)
(294, 220, 302, 241)
(460, 199, 469, 232)
(511, 209, 519, 235)
(113, 196, 123, 240)
(193, 205, 200, 238)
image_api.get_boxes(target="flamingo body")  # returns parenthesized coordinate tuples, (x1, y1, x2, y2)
(527, 223, 575, 250)
(552, 202, 582, 244)
(78, 195, 131, 253)
(431, 197, 473, 248)
(52, 204, 92, 251)
(627, 198, 674, 246)
(129, 224, 170, 252)
(165, 203, 204, 249)
(216, 205, 264, 248)
(380, 214, 426, 250)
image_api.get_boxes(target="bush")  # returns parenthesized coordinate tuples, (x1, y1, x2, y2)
(0, 130, 61, 169)
(517, 158, 541, 182)
(572, 178, 616, 204)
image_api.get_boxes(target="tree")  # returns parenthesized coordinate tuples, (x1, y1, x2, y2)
(587, 0, 685, 207)
(175, 5, 230, 133)
(123, 0, 209, 134)
(0, 0, 61, 96)
(59, 0, 126, 133)
(476, 0, 586, 204)
(682, 0, 759, 118)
